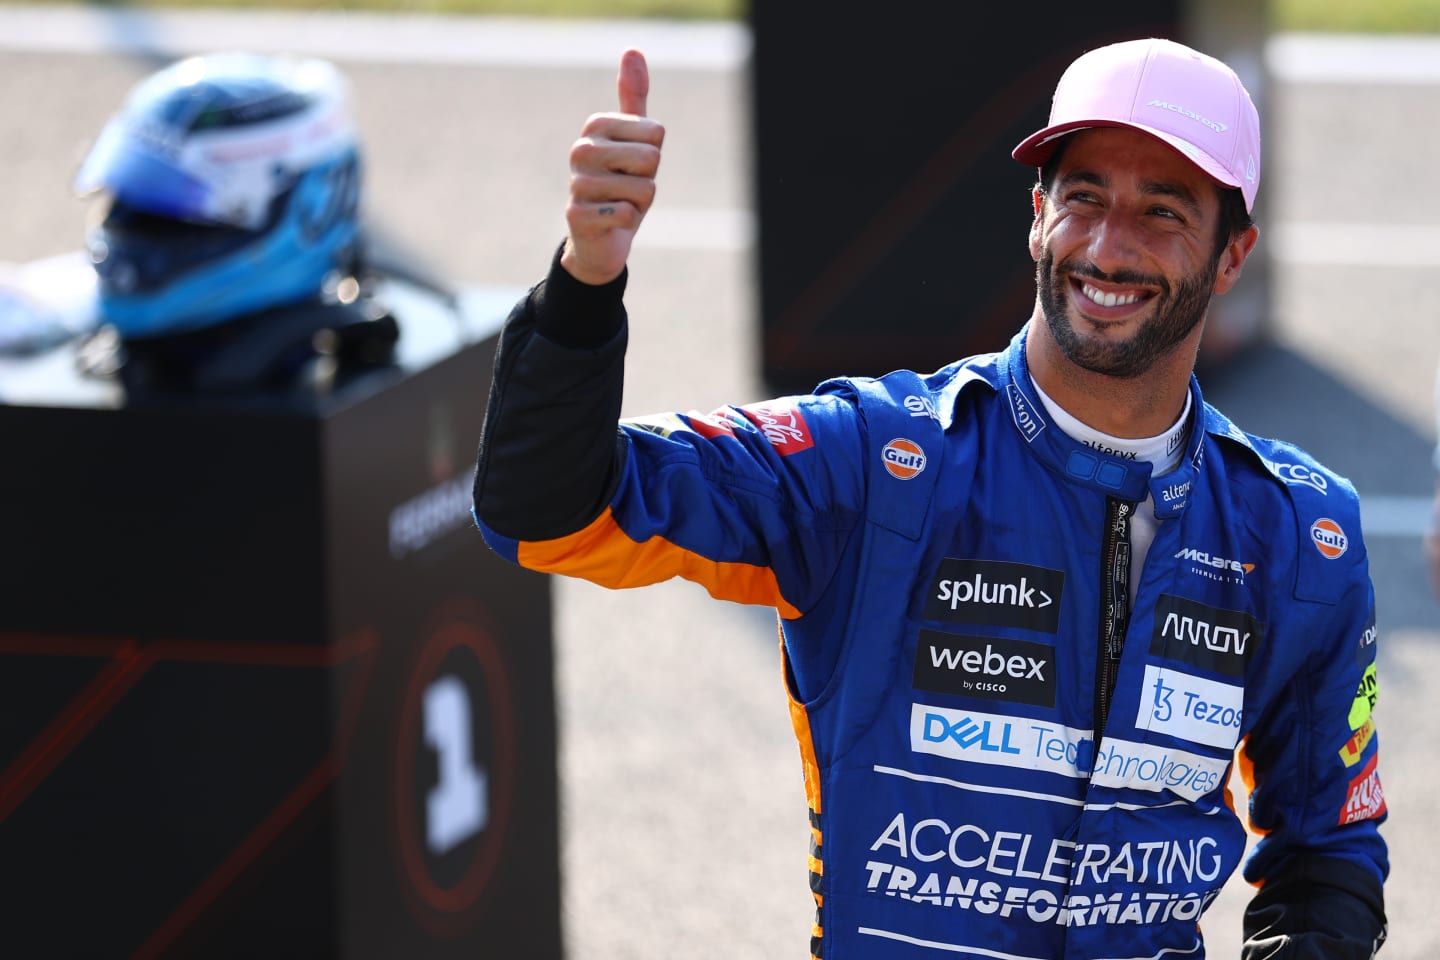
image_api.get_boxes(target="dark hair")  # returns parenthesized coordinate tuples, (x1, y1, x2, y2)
(1037, 140, 1254, 262)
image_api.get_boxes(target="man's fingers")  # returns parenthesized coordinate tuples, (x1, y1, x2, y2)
(617, 48, 649, 117)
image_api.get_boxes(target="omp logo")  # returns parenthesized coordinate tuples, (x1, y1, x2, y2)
(1263, 459, 1330, 495)
(1147, 99, 1229, 133)
(882, 439, 926, 479)
(1349, 663, 1378, 730)
(913, 632, 1057, 708)
(1006, 384, 1046, 443)
(1136, 665, 1244, 750)
(741, 402, 815, 454)
(1339, 754, 1386, 825)
(926, 559, 1065, 633)
(1339, 718, 1376, 768)
(1311, 518, 1349, 559)
(1174, 548, 1254, 575)
(1150, 595, 1263, 677)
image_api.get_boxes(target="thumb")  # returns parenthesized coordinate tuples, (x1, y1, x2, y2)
(617, 47, 649, 117)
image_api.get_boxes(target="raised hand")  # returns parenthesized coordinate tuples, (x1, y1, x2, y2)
(560, 48, 666, 286)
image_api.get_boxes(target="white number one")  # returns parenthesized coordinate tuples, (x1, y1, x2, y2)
(423, 675, 489, 855)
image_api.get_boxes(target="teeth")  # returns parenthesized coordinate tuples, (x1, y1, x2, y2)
(1083, 283, 1141, 308)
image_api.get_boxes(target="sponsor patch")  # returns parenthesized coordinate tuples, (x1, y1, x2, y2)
(625, 412, 691, 439)
(1135, 665, 1244, 750)
(913, 632, 1057, 707)
(1149, 595, 1263, 678)
(1349, 663, 1378, 730)
(1087, 738, 1230, 802)
(1357, 615, 1378, 665)
(925, 559, 1065, 633)
(740, 401, 815, 454)
(1310, 518, 1349, 559)
(882, 438, 927, 479)
(907, 704, 1091, 774)
(1006, 383, 1046, 443)
(1339, 718, 1377, 768)
(1339, 754, 1386, 825)
(1263, 459, 1330, 495)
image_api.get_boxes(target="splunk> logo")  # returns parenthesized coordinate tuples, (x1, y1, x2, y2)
(882, 439, 927, 479)
(1311, 518, 1349, 559)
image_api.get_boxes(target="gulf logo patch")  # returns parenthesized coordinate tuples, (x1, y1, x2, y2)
(1310, 518, 1349, 559)
(882, 438, 926, 480)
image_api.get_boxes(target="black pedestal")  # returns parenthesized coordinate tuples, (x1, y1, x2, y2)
(0, 280, 560, 958)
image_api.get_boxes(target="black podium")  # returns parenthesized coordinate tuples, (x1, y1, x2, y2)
(0, 279, 561, 958)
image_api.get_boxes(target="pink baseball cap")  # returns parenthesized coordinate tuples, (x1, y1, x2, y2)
(1012, 38, 1261, 212)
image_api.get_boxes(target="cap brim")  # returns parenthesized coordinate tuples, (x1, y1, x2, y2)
(1012, 119, 1242, 193)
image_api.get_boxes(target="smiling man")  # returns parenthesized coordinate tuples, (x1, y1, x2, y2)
(473, 37, 1388, 959)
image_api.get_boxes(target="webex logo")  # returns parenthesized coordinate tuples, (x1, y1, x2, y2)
(913, 632, 1056, 708)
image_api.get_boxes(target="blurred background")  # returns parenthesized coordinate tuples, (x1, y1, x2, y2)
(0, 0, 1436, 956)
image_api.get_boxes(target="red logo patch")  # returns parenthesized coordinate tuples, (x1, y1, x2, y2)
(740, 402, 815, 455)
(882, 438, 927, 480)
(1339, 753, 1386, 825)
(1310, 518, 1349, 559)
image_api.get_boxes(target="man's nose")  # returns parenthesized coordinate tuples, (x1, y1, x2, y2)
(1085, 210, 1144, 274)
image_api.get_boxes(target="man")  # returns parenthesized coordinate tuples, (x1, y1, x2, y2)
(474, 38, 1388, 959)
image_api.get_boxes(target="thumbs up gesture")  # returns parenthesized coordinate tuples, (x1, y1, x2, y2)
(560, 49, 666, 286)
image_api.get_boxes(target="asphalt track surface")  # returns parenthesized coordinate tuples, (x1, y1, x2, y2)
(0, 9, 1437, 958)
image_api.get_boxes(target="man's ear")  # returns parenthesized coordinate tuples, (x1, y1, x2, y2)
(1028, 186, 1046, 262)
(1213, 224, 1260, 295)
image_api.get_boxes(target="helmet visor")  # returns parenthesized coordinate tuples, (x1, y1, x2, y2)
(74, 120, 215, 225)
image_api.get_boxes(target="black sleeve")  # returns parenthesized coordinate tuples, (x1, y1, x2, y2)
(473, 243, 631, 541)
(1241, 853, 1387, 959)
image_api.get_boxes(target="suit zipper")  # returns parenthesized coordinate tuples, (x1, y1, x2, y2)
(1094, 498, 1134, 748)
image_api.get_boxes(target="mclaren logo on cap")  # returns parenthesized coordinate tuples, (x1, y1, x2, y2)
(882, 439, 926, 479)
(1147, 99, 1229, 133)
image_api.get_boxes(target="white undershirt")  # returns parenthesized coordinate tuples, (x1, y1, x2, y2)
(1030, 378, 1191, 596)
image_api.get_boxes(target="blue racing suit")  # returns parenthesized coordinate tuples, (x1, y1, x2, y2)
(473, 254, 1388, 959)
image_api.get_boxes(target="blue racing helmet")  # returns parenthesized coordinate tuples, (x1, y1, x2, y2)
(76, 52, 362, 340)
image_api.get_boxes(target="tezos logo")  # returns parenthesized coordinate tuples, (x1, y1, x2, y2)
(882, 439, 926, 479)
(1311, 518, 1349, 559)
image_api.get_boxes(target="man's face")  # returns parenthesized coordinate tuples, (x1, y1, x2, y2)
(1029, 128, 1242, 380)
